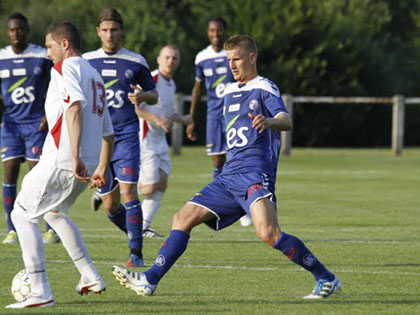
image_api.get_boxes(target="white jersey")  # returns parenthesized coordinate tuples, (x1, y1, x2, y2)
(41, 56, 113, 172)
(139, 69, 176, 153)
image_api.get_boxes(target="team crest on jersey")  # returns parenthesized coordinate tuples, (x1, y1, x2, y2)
(249, 99, 259, 111)
(125, 69, 134, 79)
(33, 67, 42, 75)
(31, 146, 42, 155)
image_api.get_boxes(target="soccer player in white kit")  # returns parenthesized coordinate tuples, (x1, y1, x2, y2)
(136, 45, 191, 237)
(6, 21, 114, 309)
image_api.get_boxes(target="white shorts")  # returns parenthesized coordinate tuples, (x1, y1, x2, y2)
(14, 160, 87, 223)
(139, 149, 171, 185)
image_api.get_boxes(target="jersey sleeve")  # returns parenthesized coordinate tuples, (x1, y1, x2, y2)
(102, 104, 114, 137)
(261, 82, 289, 118)
(135, 64, 156, 92)
(195, 62, 203, 82)
(62, 61, 87, 110)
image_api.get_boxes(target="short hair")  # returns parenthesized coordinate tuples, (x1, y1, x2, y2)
(47, 20, 81, 51)
(208, 17, 227, 30)
(97, 8, 123, 27)
(158, 44, 179, 56)
(224, 34, 257, 55)
(6, 12, 28, 28)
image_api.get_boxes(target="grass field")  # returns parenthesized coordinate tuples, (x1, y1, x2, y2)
(0, 147, 419, 314)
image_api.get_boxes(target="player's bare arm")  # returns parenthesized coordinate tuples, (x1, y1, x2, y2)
(128, 84, 158, 106)
(135, 107, 173, 133)
(66, 101, 89, 182)
(186, 80, 202, 141)
(90, 134, 114, 188)
(169, 113, 192, 125)
(248, 112, 292, 133)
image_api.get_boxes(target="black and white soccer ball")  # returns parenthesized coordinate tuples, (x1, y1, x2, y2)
(11, 269, 31, 302)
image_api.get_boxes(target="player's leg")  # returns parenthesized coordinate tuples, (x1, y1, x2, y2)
(2, 158, 21, 243)
(206, 118, 226, 179)
(101, 184, 127, 233)
(250, 197, 340, 298)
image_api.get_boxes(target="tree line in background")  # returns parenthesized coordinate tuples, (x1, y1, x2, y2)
(0, 0, 419, 147)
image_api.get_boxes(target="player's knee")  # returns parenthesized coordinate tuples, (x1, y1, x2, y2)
(44, 211, 65, 225)
(157, 181, 167, 192)
(172, 209, 195, 232)
(255, 227, 280, 247)
(138, 184, 156, 196)
(120, 186, 138, 202)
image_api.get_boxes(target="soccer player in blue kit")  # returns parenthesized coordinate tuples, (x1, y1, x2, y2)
(83, 8, 158, 267)
(113, 34, 341, 299)
(0, 13, 55, 244)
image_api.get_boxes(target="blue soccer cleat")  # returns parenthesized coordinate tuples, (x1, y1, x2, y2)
(126, 254, 144, 268)
(304, 275, 341, 299)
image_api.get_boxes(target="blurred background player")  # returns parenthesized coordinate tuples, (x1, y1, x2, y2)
(135, 45, 191, 238)
(113, 34, 340, 300)
(83, 8, 158, 267)
(6, 20, 113, 308)
(0, 13, 58, 244)
(186, 17, 252, 227)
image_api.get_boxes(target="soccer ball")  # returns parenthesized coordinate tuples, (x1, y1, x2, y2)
(11, 269, 31, 302)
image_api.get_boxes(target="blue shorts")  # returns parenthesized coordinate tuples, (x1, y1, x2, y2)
(189, 170, 276, 231)
(1, 121, 47, 162)
(206, 117, 226, 155)
(98, 132, 140, 195)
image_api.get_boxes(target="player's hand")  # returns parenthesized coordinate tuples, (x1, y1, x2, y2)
(183, 114, 193, 125)
(186, 122, 196, 141)
(39, 116, 48, 131)
(90, 170, 107, 188)
(72, 158, 90, 182)
(249, 113, 269, 134)
(128, 84, 145, 106)
(156, 115, 173, 133)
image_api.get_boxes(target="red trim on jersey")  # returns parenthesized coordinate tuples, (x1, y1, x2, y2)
(152, 73, 159, 83)
(142, 120, 149, 140)
(63, 95, 70, 103)
(51, 114, 63, 148)
(53, 61, 64, 76)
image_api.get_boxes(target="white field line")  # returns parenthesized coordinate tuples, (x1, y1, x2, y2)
(45, 259, 420, 277)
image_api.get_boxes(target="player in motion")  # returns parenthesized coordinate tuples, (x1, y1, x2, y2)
(0, 13, 58, 244)
(135, 45, 191, 238)
(187, 17, 252, 227)
(83, 8, 158, 267)
(6, 20, 114, 309)
(113, 34, 341, 299)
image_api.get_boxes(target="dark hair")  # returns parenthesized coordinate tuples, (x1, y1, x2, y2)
(97, 8, 123, 27)
(47, 20, 81, 51)
(208, 17, 227, 30)
(6, 12, 28, 28)
(224, 34, 257, 55)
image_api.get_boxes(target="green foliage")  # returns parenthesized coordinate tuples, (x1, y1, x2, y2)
(0, 0, 419, 146)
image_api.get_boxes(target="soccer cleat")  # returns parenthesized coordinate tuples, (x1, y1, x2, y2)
(142, 227, 165, 238)
(112, 265, 156, 296)
(75, 277, 106, 295)
(5, 295, 55, 308)
(42, 229, 60, 244)
(2, 230, 17, 244)
(91, 192, 102, 211)
(304, 275, 341, 299)
(126, 254, 144, 268)
(239, 215, 253, 227)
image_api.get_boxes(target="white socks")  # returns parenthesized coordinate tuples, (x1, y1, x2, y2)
(44, 211, 100, 282)
(142, 191, 164, 230)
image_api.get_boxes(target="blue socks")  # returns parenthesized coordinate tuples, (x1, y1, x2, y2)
(273, 232, 334, 281)
(107, 204, 127, 233)
(144, 230, 190, 285)
(213, 166, 222, 179)
(3, 183, 16, 231)
(125, 200, 143, 257)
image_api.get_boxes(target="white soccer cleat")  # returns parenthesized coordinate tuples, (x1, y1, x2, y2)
(3, 230, 18, 244)
(304, 275, 341, 299)
(75, 277, 106, 295)
(5, 295, 55, 308)
(142, 227, 165, 238)
(112, 265, 156, 296)
(239, 215, 253, 227)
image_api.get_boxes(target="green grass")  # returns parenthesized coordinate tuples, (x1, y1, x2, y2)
(1, 147, 420, 314)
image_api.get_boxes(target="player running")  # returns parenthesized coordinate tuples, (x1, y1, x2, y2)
(0, 13, 58, 244)
(186, 17, 252, 227)
(135, 45, 191, 238)
(83, 8, 158, 267)
(113, 34, 341, 300)
(6, 20, 114, 309)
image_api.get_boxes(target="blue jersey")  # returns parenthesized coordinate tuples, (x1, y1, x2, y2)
(83, 47, 156, 135)
(0, 44, 52, 123)
(195, 45, 234, 119)
(222, 76, 289, 177)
